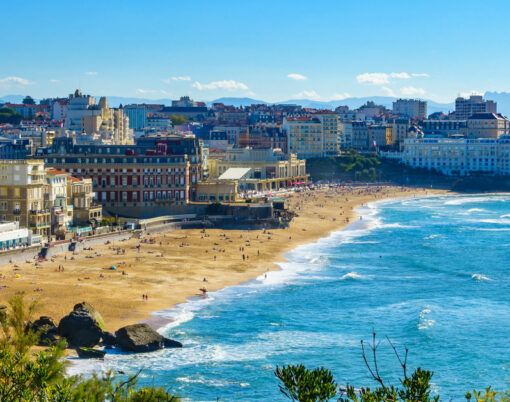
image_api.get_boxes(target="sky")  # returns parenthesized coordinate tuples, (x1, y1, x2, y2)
(1, 0, 510, 103)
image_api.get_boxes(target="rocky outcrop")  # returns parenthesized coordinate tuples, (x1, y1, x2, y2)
(115, 323, 182, 353)
(73, 302, 105, 330)
(29, 316, 58, 346)
(76, 347, 106, 359)
(101, 331, 117, 347)
(58, 303, 103, 348)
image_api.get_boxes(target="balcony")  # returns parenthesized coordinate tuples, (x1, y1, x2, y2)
(29, 209, 50, 215)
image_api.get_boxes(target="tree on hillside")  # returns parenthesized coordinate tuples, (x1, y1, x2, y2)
(0, 107, 23, 124)
(170, 114, 188, 126)
(22, 96, 35, 105)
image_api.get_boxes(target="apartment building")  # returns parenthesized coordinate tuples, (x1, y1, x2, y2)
(421, 119, 467, 138)
(67, 177, 102, 225)
(351, 121, 369, 150)
(392, 99, 427, 119)
(123, 105, 148, 131)
(0, 160, 50, 239)
(283, 114, 341, 158)
(314, 112, 340, 156)
(454, 95, 497, 120)
(339, 121, 353, 149)
(45, 170, 73, 234)
(65, 89, 133, 145)
(466, 113, 510, 139)
(282, 117, 323, 158)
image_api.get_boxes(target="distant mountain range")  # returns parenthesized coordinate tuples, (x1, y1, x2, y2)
(5, 92, 510, 116)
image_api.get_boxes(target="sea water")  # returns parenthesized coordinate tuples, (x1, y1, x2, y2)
(69, 194, 510, 400)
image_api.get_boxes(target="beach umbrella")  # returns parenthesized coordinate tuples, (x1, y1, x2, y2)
(111, 265, 116, 270)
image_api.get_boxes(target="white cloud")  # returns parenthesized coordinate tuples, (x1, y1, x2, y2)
(400, 86, 426, 96)
(49, 79, 59, 83)
(381, 86, 396, 97)
(357, 73, 391, 85)
(296, 90, 321, 100)
(84, 72, 97, 76)
(0, 76, 32, 86)
(163, 76, 191, 83)
(357, 72, 423, 85)
(136, 89, 158, 94)
(192, 80, 249, 91)
(329, 92, 351, 101)
(390, 72, 411, 79)
(287, 73, 307, 81)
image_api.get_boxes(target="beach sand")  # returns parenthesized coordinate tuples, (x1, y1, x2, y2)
(0, 186, 447, 332)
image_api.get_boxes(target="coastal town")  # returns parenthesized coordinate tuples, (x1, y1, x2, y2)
(0, 88, 501, 357)
(2, 1, 510, 397)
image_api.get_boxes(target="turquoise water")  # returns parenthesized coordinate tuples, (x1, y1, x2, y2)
(70, 194, 510, 400)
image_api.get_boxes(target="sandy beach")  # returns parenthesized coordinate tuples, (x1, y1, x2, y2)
(0, 186, 447, 332)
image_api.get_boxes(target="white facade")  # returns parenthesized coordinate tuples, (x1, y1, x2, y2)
(388, 137, 510, 176)
(0, 221, 41, 249)
(0, 160, 45, 186)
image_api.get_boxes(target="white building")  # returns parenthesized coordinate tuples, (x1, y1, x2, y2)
(384, 137, 510, 176)
(0, 221, 42, 250)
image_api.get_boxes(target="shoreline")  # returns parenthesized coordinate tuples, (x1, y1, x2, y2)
(145, 191, 449, 332)
(0, 186, 448, 334)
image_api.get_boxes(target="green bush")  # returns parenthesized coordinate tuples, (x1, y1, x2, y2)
(0, 293, 179, 401)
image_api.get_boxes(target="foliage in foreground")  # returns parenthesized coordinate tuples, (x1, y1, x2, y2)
(276, 332, 510, 401)
(0, 293, 179, 401)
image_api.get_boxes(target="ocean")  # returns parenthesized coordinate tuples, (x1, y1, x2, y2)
(69, 194, 510, 400)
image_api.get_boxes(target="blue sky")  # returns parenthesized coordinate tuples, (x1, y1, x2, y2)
(1, 0, 509, 103)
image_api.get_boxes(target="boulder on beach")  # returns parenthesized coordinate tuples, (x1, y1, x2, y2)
(0, 305, 7, 322)
(29, 316, 58, 346)
(115, 323, 182, 353)
(73, 302, 105, 330)
(76, 347, 106, 359)
(58, 303, 104, 348)
(101, 331, 117, 347)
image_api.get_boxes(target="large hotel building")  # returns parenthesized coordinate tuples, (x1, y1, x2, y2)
(36, 136, 202, 217)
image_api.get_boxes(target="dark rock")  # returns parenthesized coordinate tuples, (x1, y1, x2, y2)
(58, 309, 102, 348)
(73, 302, 105, 330)
(27, 316, 58, 346)
(32, 316, 56, 331)
(163, 337, 183, 348)
(101, 331, 117, 346)
(76, 347, 106, 359)
(0, 305, 7, 322)
(115, 323, 174, 353)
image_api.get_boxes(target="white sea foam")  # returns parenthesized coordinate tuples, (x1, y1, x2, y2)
(444, 195, 510, 206)
(471, 273, 492, 281)
(423, 234, 440, 240)
(378, 222, 416, 229)
(339, 272, 367, 281)
(418, 306, 435, 330)
(476, 218, 510, 225)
